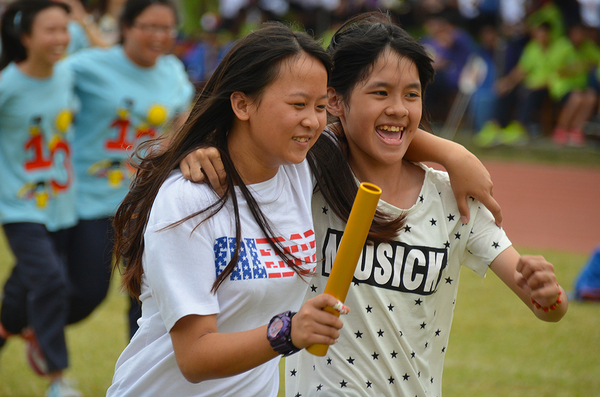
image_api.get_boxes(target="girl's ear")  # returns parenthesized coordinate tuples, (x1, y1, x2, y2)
(230, 91, 250, 121)
(327, 87, 343, 117)
(20, 33, 31, 52)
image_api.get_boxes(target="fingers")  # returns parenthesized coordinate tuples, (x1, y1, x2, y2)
(180, 153, 204, 182)
(201, 149, 227, 196)
(332, 300, 350, 315)
(529, 282, 560, 303)
(179, 148, 227, 196)
(455, 186, 503, 228)
(479, 193, 503, 227)
(516, 256, 555, 281)
(514, 272, 530, 293)
(455, 196, 471, 225)
(291, 294, 347, 349)
(455, 193, 502, 227)
(516, 255, 559, 303)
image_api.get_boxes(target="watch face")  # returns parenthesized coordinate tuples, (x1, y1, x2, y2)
(268, 317, 284, 338)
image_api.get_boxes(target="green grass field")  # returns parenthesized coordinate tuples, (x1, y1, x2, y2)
(0, 138, 599, 396)
(0, 228, 598, 396)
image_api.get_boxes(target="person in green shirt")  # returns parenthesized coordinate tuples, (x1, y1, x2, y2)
(475, 22, 553, 147)
(546, 23, 599, 146)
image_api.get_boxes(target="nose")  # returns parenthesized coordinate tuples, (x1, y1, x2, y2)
(301, 109, 324, 130)
(385, 100, 409, 117)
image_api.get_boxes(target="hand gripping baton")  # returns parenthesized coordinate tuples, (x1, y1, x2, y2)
(307, 182, 381, 356)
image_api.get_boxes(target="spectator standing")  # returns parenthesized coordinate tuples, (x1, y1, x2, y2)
(0, 1, 83, 396)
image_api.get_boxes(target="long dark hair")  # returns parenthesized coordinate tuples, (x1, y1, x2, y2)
(307, 12, 435, 243)
(0, 0, 70, 70)
(113, 22, 332, 298)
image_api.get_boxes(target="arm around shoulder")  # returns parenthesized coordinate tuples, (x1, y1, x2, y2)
(405, 129, 502, 225)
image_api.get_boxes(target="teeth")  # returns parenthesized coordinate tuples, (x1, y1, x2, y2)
(378, 125, 402, 132)
(293, 137, 310, 142)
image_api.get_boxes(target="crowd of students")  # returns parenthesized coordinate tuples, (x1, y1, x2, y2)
(173, 0, 600, 148)
(0, 1, 570, 397)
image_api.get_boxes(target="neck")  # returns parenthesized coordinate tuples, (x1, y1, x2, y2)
(123, 46, 156, 68)
(350, 156, 402, 195)
(227, 126, 278, 185)
(349, 156, 422, 209)
(17, 58, 54, 78)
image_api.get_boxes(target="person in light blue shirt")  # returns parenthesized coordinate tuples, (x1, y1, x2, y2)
(0, 1, 84, 396)
(59, 0, 194, 337)
(63, 0, 112, 54)
(65, 45, 193, 221)
(66, 19, 90, 54)
(0, 62, 76, 231)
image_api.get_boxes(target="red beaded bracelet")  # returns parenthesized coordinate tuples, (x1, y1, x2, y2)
(531, 284, 562, 312)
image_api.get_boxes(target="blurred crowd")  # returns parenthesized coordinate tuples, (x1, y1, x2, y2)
(3, 0, 600, 148)
(173, 0, 600, 148)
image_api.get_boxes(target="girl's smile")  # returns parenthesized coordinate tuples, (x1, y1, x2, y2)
(19, 7, 70, 76)
(376, 124, 405, 143)
(228, 52, 328, 184)
(333, 48, 422, 169)
(122, 4, 176, 67)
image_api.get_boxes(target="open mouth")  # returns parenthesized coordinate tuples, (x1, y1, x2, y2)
(376, 125, 405, 142)
(292, 137, 311, 143)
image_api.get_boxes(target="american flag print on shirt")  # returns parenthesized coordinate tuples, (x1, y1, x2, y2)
(214, 229, 317, 281)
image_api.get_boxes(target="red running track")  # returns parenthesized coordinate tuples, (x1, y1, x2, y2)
(483, 161, 600, 255)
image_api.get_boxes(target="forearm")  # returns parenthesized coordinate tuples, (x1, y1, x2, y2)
(175, 325, 278, 383)
(404, 128, 465, 167)
(491, 247, 568, 323)
(80, 18, 110, 48)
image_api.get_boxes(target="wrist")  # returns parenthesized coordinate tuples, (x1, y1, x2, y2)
(531, 284, 563, 312)
(267, 311, 301, 357)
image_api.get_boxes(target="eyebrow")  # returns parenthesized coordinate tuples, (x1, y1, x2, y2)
(367, 81, 422, 90)
(287, 92, 328, 100)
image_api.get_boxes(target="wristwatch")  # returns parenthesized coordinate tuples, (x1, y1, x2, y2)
(267, 311, 301, 357)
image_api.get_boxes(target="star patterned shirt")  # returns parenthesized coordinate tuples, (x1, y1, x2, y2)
(286, 163, 511, 397)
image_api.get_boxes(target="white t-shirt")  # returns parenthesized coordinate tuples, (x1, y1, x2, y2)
(108, 161, 316, 397)
(286, 163, 511, 397)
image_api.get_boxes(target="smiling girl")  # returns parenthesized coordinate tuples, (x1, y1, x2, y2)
(0, 1, 82, 395)
(107, 22, 345, 397)
(285, 13, 568, 396)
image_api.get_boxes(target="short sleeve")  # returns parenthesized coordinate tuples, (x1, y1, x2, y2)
(462, 203, 512, 277)
(142, 174, 221, 332)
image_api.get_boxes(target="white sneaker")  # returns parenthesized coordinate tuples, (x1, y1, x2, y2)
(45, 378, 83, 397)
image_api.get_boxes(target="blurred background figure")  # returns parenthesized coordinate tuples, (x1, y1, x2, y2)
(476, 21, 554, 147)
(0, 1, 83, 395)
(61, 0, 194, 340)
(571, 245, 600, 301)
(421, 8, 480, 127)
(89, 0, 127, 45)
(59, 0, 109, 54)
(547, 22, 600, 146)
